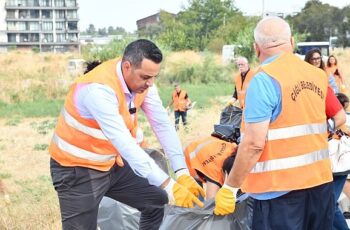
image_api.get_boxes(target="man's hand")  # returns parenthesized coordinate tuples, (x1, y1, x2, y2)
(164, 178, 204, 208)
(214, 184, 238, 215)
(176, 169, 205, 198)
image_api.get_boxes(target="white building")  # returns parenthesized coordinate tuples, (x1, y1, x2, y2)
(0, 0, 80, 52)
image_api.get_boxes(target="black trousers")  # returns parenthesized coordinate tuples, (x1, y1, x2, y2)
(50, 158, 168, 230)
(252, 182, 334, 230)
(174, 110, 187, 129)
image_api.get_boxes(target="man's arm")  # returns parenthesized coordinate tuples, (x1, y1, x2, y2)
(142, 85, 188, 171)
(79, 84, 169, 186)
(225, 120, 269, 187)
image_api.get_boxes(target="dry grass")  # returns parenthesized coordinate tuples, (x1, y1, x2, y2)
(0, 118, 60, 229)
(0, 51, 77, 103)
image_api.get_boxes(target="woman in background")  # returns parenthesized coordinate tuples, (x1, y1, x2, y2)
(326, 55, 345, 92)
(304, 49, 339, 93)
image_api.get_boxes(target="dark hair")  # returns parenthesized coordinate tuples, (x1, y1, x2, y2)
(122, 39, 162, 68)
(336, 92, 349, 108)
(304, 48, 325, 70)
(222, 150, 238, 175)
(84, 60, 102, 74)
(327, 55, 338, 67)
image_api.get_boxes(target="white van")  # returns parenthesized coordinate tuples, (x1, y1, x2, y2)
(222, 45, 236, 64)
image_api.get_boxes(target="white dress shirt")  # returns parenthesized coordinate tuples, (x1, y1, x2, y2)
(73, 61, 187, 186)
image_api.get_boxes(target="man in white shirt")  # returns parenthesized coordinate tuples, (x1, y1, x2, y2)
(49, 39, 204, 230)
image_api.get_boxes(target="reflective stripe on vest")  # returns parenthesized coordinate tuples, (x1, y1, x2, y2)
(52, 133, 117, 162)
(189, 138, 215, 160)
(251, 148, 328, 173)
(268, 122, 327, 141)
(241, 121, 327, 142)
(62, 108, 108, 140)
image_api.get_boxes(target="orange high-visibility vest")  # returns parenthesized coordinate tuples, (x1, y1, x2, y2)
(49, 58, 148, 171)
(172, 90, 188, 111)
(234, 69, 256, 108)
(184, 136, 237, 186)
(241, 53, 332, 193)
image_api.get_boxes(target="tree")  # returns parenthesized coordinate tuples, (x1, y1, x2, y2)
(288, 0, 340, 42)
(98, 27, 107, 36)
(157, 0, 241, 51)
(86, 24, 96, 35)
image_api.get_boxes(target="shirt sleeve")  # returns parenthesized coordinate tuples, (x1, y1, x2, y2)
(141, 85, 188, 171)
(244, 72, 281, 123)
(78, 84, 169, 186)
(326, 86, 342, 119)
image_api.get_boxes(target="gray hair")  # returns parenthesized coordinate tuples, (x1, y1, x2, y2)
(236, 56, 248, 64)
(254, 16, 291, 49)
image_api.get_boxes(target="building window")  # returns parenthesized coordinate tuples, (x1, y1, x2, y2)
(8, 34, 16, 42)
(30, 10, 40, 18)
(17, 22, 26, 30)
(6, 0, 17, 7)
(28, 22, 39, 31)
(42, 22, 53, 30)
(39, 0, 51, 7)
(19, 10, 28, 19)
(66, 10, 77, 19)
(65, 0, 76, 7)
(56, 22, 65, 30)
(42, 34, 53, 42)
(42, 10, 52, 19)
(55, 10, 65, 19)
(67, 33, 77, 42)
(7, 10, 15, 19)
(67, 21, 77, 30)
(54, 0, 64, 7)
(56, 33, 66, 42)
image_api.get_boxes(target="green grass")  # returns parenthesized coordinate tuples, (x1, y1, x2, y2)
(0, 83, 233, 118)
(0, 99, 63, 118)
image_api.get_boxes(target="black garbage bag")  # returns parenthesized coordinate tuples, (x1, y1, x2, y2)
(220, 105, 242, 127)
(160, 197, 253, 230)
(97, 197, 140, 230)
(97, 148, 168, 230)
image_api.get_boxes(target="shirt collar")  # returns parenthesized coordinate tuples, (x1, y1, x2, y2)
(116, 61, 136, 97)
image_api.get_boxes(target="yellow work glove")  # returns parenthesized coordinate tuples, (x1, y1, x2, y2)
(164, 178, 204, 208)
(214, 183, 239, 215)
(176, 169, 205, 198)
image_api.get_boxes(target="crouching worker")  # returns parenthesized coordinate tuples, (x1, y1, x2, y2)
(184, 124, 239, 199)
(49, 39, 204, 230)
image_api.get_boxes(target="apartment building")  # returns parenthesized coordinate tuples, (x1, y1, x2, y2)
(0, 0, 79, 52)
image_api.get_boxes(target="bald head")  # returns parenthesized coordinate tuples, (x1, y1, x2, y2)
(254, 16, 292, 50)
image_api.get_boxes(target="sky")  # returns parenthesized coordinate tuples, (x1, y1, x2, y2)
(78, 0, 350, 32)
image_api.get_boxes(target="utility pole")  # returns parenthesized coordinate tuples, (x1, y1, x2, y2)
(262, 0, 265, 17)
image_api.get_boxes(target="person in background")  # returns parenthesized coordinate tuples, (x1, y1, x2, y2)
(326, 55, 345, 92)
(213, 16, 345, 230)
(49, 39, 204, 230)
(229, 57, 255, 109)
(168, 83, 191, 130)
(304, 48, 339, 93)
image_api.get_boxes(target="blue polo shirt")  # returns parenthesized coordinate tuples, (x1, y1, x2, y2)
(244, 54, 289, 200)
